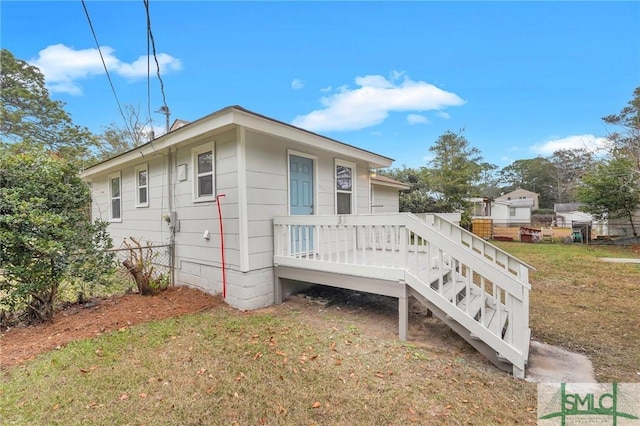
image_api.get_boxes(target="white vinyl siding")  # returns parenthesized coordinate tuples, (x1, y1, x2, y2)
(192, 143, 215, 202)
(135, 163, 149, 207)
(109, 172, 122, 222)
(371, 185, 401, 213)
(335, 159, 355, 215)
(171, 131, 240, 273)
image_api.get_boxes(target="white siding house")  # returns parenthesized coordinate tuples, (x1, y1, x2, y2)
(495, 188, 539, 210)
(82, 106, 395, 310)
(469, 193, 536, 227)
(82, 106, 534, 377)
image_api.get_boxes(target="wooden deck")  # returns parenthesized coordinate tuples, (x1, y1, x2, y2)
(273, 213, 533, 378)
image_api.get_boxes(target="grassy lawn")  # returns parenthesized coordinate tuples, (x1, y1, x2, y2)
(1, 307, 536, 425)
(493, 241, 640, 383)
(1, 241, 638, 424)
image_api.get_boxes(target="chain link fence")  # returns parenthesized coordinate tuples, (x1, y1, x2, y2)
(109, 243, 174, 287)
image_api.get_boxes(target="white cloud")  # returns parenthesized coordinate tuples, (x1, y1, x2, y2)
(530, 134, 608, 156)
(30, 44, 182, 95)
(422, 153, 434, 163)
(143, 124, 168, 140)
(291, 78, 305, 90)
(436, 111, 450, 120)
(116, 52, 182, 79)
(320, 85, 332, 92)
(291, 73, 465, 132)
(407, 113, 429, 125)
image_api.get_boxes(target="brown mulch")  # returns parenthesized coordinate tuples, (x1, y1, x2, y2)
(0, 286, 222, 368)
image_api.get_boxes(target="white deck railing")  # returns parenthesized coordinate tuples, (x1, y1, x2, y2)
(273, 213, 532, 374)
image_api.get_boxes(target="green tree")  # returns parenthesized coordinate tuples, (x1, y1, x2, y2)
(549, 148, 595, 203)
(377, 166, 437, 213)
(476, 162, 501, 199)
(578, 155, 639, 237)
(578, 87, 640, 238)
(0, 151, 114, 323)
(96, 104, 153, 161)
(0, 48, 99, 164)
(427, 130, 488, 213)
(602, 86, 640, 171)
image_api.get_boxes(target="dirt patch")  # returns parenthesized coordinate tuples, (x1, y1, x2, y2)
(0, 286, 222, 368)
(276, 286, 484, 363)
(0, 284, 488, 371)
(13, 280, 597, 384)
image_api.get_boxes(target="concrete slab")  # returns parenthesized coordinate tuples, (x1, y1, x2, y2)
(599, 257, 640, 264)
(525, 340, 597, 384)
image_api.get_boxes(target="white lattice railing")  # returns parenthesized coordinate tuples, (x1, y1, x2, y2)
(273, 213, 532, 373)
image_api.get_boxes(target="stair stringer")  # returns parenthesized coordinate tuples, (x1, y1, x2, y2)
(404, 271, 527, 377)
(408, 287, 512, 373)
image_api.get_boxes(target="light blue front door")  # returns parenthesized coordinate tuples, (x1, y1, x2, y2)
(289, 155, 314, 253)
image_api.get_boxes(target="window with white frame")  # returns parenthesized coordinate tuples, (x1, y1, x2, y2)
(109, 173, 122, 221)
(335, 160, 355, 214)
(135, 164, 149, 207)
(192, 143, 215, 202)
(509, 207, 516, 217)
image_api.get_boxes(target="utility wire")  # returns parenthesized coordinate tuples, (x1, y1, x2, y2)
(80, 0, 136, 142)
(143, 0, 169, 120)
(146, 5, 152, 135)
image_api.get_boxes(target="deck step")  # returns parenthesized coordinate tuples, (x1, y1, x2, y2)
(468, 304, 508, 340)
(485, 305, 508, 338)
(431, 279, 466, 303)
(409, 287, 514, 374)
(456, 293, 483, 318)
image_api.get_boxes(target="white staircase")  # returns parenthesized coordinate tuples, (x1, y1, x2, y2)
(273, 213, 533, 378)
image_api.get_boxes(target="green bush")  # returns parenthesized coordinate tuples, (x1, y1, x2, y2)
(0, 151, 114, 324)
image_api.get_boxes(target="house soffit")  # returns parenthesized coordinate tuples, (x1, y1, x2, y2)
(231, 108, 393, 169)
(81, 106, 394, 178)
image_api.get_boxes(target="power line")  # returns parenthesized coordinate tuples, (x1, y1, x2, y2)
(80, 0, 136, 142)
(146, 1, 152, 137)
(143, 0, 170, 132)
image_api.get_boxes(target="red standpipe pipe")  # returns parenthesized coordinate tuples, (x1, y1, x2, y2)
(216, 194, 227, 298)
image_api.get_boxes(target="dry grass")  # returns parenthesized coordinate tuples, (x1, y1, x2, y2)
(494, 241, 640, 383)
(2, 240, 638, 424)
(1, 306, 537, 425)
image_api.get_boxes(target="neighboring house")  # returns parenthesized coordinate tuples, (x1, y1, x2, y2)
(370, 174, 410, 213)
(495, 188, 539, 210)
(554, 203, 618, 236)
(81, 106, 533, 378)
(554, 202, 596, 227)
(469, 193, 536, 227)
(553, 203, 589, 227)
(169, 119, 190, 131)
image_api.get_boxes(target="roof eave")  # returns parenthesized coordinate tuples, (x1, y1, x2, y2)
(81, 106, 394, 178)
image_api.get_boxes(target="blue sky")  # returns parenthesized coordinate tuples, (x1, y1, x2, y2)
(2, 1, 639, 168)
